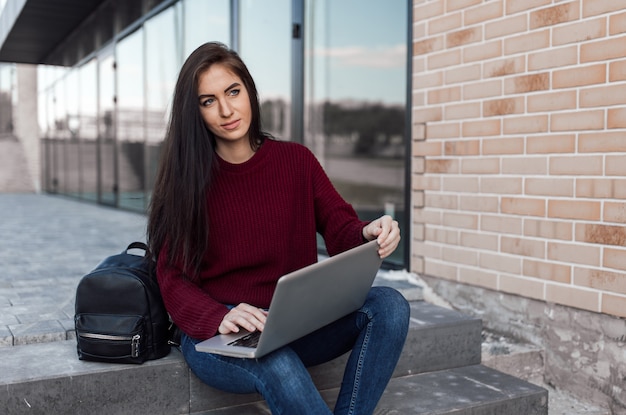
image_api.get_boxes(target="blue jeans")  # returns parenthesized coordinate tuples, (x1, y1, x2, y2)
(181, 286, 410, 415)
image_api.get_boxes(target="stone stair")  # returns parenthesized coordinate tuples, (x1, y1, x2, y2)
(0, 300, 547, 415)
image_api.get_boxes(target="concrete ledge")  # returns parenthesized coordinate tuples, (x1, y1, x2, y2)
(0, 301, 486, 414)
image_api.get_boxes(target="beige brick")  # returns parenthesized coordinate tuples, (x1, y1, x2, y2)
(606, 155, 626, 176)
(604, 201, 626, 224)
(485, 14, 528, 40)
(551, 110, 605, 132)
(608, 107, 626, 129)
(461, 157, 500, 173)
(545, 283, 600, 313)
(525, 178, 574, 197)
(447, 0, 482, 12)
(412, 189, 425, 207)
(527, 90, 577, 113)
(581, 36, 626, 63)
(425, 158, 460, 174)
(575, 223, 626, 247)
(464, 39, 503, 63)
(500, 274, 545, 300)
(524, 259, 572, 283)
(501, 235, 546, 259)
(505, 73, 550, 94)
(414, 71, 444, 88)
(413, 22, 427, 40)
(460, 230, 499, 251)
(575, 178, 626, 199)
(480, 252, 522, 274)
(581, 84, 626, 108)
(548, 199, 601, 221)
(609, 11, 626, 35)
(503, 115, 549, 134)
(458, 267, 498, 290)
(481, 214, 523, 235)
(524, 218, 573, 241)
(412, 90, 425, 106)
(444, 139, 480, 156)
(414, 0, 445, 22)
(426, 123, 461, 139)
(462, 119, 502, 137)
(575, 268, 626, 295)
(413, 36, 444, 56)
(426, 193, 458, 209)
(502, 156, 548, 175)
(413, 207, 443, 225)
(410, 254, 424, 274)
(445, 102, 482, 120)
(506, 0, 552, 15)
(553, 16, 607, 46)
(464, 0, 504, 26)
(445, 64, 481, 84)
(429, 12, 463, 35)
(480, 177, 523, 194)
(442, 211, 479, 230)
(413, 140, 442, 156)
(464, 79, 502, 100)
(553, 64, 606, 89)
(460, 195, 499, 212)
(443, 246, 479, 266)
(528, 45, 578, 71)
(609, 60, 626, 82)
(483, 97, 524, 117)
(428, 86, 462, 104)
(504, 30, 550, 55)
(530, 2, 580, 29)
(413, 122, 427, 141)
(484, 56, 526, 78)
(547, 241, 601, 266)
(604, 247, 626, 271)
(482, 137, 524, 155)
(501, 197, 546, 217)
(527, 134, 576, 154)
(443, 176, 479, 193)
(413, 106, 443, 123)
(579, 132, 626, 153)
(424, 260, 458, 281)
(428, 49, 462, 70)
(550, 155, 603, 175)
(412, 175, 441, 192)
(425, 226, 458, 244)
(583, 0, 626, 18)
(447, 27, 482, 49)
(602, 293, 626, 318)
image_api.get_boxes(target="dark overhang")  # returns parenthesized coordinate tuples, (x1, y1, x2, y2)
(0, 0, 106, 65)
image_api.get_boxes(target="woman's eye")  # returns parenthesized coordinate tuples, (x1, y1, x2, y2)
(229, 89, 240, 97)
(202, 98, 215, 106)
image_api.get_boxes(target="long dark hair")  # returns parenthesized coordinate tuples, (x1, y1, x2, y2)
(147, 42, 264, 276)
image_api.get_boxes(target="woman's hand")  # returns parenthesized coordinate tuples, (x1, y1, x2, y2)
(218, 303, 268, 335)
(362, 215, 401, 259)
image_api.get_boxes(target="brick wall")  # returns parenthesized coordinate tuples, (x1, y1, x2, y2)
(411, 0, 626, 319)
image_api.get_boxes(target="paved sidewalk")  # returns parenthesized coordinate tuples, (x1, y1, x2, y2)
(0, 193, 418, 348)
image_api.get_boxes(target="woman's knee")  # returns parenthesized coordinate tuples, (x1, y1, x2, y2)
(366, 286, 410, 327)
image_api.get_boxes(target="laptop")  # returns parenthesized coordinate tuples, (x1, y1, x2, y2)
(195, 240, 382, 358)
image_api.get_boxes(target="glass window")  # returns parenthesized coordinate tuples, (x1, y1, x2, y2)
(183, 0, 230, 56)
(65, 69, 81, 197)
(145, 5, 183, 198)
(117, 28, 146, 211)
(79, 59, 99, 201)
(98, 50, 117, 206)
(305, 0, 408, 265)
(239, 0, 291, 140)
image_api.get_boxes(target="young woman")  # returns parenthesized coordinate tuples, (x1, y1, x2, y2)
(147, 42, 410, 415)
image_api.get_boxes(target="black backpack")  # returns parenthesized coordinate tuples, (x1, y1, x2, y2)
(74, 242, 171, 364)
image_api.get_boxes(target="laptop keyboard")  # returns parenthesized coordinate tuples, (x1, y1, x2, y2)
(228, 331, 261, 348)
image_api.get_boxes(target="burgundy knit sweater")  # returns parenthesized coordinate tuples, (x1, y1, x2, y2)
(156, 139, 369, 340)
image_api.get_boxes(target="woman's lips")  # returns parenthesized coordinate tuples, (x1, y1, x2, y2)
(222, 119, 241, 131)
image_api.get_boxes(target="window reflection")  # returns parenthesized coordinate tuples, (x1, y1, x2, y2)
(98, 52, 117, 206)
(79, 59, 98, 201)
(183, 0, 229, 56)
(65, 69, 80, 197)
(305, 0, 407, 265)
(117, 28, 146, 211)
(239, 0, 291, 140)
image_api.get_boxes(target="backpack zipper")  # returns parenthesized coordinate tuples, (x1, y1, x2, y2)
(80, 333, 141, 357)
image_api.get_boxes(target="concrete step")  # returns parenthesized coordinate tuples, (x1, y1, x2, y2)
(0, 301, 545, 414)
(198, 365, 548, 414)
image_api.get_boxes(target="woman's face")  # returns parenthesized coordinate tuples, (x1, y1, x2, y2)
(197, 63, 252, 149)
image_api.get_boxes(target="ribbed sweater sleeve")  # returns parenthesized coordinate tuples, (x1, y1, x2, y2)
(157, 139, 369, 340)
